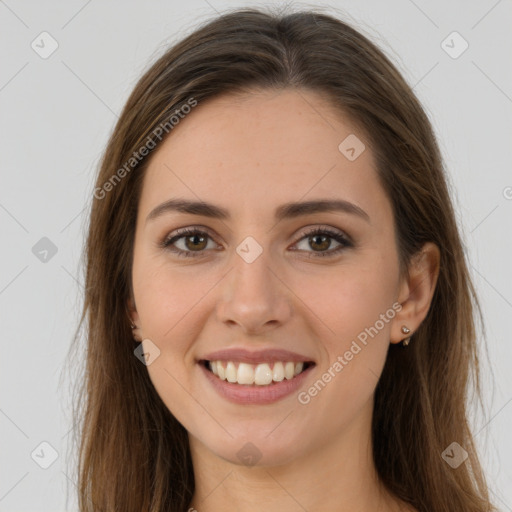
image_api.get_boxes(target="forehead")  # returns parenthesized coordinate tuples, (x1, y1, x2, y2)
(139, 88, 390, 226)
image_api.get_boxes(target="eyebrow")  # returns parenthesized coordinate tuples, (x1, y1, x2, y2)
(145, 198, 370, 225)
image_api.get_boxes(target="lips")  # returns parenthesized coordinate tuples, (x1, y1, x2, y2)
(197, 347, 316, 404)
(199, 348, 315, 365)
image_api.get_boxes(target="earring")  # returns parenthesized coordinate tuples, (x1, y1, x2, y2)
(130, 322, 141, 342)
(401, 325, 411, 346)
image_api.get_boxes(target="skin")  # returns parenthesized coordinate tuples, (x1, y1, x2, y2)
(128, 88, 439, 512)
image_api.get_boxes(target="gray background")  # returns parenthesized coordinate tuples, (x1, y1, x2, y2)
(1, 0, 511, 510)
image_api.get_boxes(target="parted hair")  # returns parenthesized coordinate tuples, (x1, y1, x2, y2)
(69, 6, 496, 512)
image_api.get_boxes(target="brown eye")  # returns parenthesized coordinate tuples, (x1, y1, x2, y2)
(292, 227, 352, 258)
(160, 226, 352, 259)
(161, 228, 217, 258)
(182, 233, 208, 251)
(308, 234, 332, 251)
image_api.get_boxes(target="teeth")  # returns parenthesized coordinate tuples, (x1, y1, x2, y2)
(208, 360, 308, 386)
(284, 361, 295, 380)
(226, 361, 237, 383)
(237, 363, 254, 385)
(272, 362, 284, 382)
(254, 363, 272, 385)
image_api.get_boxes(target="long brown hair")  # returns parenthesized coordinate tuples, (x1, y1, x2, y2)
(67, 6, 497, 511)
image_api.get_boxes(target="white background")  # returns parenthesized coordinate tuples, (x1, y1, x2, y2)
(0, 0, 511, 510)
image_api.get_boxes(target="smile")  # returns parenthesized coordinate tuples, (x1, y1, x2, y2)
(204, 360, 314, 386)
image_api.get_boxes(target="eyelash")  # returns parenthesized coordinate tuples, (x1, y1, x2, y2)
(159, 225, 353, 259)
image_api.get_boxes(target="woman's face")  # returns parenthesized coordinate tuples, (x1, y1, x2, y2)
(130, 88, 407, 466)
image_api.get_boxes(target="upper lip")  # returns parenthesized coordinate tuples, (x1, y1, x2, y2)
(199, 348, 315, 364)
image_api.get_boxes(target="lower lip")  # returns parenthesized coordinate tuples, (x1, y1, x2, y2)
(199, 362, 315, 405)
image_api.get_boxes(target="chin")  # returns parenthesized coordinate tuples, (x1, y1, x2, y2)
(203, 430, 307, 468)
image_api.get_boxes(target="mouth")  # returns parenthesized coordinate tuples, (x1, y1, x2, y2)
(200, 359, 316, 386)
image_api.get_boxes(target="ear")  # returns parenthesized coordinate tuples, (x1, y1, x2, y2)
(126, 295, 143, 342)
(390, 242, 440, 344)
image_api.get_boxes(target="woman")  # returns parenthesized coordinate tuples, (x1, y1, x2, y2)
(71, 7, 497, 511)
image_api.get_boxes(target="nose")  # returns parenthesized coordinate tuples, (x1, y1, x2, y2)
(215, 247, 293, 335)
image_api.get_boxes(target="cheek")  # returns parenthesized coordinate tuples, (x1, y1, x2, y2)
(307, 256, 398, 388)
(315, 263, 397, 340)
(132, 249, 206, 340)
(296, 271, 396, 434)
(132, 259, 206, 419)
(132, 257, 224, 392)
